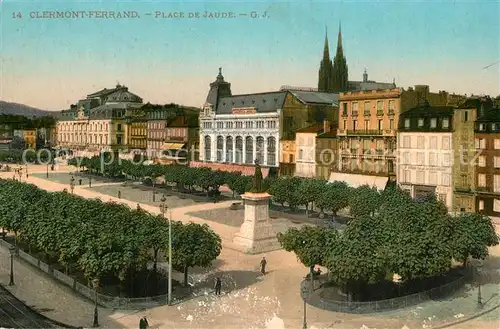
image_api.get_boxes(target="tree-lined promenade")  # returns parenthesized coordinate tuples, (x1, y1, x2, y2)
(0, 178, 221, 298)
(278, 186, 499, 301)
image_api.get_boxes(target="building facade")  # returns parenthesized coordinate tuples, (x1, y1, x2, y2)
(474, 107, 500, 219)
(279, 140, 296, 176)
(158, 115, 199, 165)
(197, 69, 338, 177)
(315, 125, 338, 180)
(397, 105, 455, 208)
(56, 84, 142, 154)
(295, 123, 325, 178)
(330, 85, 458, 190)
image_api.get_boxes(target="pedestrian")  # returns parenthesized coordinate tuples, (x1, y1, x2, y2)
(137, 203, 141, 211)
(79, 178, 82, 185)
(89, 177, 92, 187)
(139, 316, 148, 329)
(118, 190, 121, 199)
(214, 277, 222, 295)
(260, 257, 267, 275)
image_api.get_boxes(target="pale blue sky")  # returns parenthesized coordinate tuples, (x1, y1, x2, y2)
(1, 0, 499, 110)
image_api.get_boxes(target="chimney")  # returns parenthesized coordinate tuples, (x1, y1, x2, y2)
(323, 120, 331, 133)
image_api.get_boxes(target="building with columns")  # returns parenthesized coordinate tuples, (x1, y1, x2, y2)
(196, 68, 338, 176)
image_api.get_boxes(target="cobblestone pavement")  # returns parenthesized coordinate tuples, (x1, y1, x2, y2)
(0, 165, 499, 329)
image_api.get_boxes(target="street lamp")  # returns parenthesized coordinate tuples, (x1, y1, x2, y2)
(301, 285, 307, 329)
(92, 278, 100, 327)
(9, 245, 15, 286)
(70, 176, 75, 194)
(477, 264, 483, 308)
(46, 163, 49, 178)
(159, 194, 172, 305)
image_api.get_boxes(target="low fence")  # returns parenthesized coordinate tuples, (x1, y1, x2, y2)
(300, 267, 472, 314)
(0, 239, 173, 309)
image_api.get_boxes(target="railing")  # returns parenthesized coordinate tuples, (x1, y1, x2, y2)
(347, 130, 383, 136)
(300, 267, 472, 314)
(0, 240, 180, 309)
(363, 111, 371, 116)
(376, 110, 384, 116)
(388, 109, 395, 115)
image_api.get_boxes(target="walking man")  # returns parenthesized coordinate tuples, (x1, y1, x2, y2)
(118, 190, 121, 199)
(139, 316, 149, 329)
(214, 277, 222, 295)
(79, 178, 82, 185)
(260, 257, 267, 275)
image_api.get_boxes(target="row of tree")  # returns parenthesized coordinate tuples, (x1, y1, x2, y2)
(0, 114, 56, 129)
(0, 179, 222, 293)
(278, 186, 499, 300)
(0, 149, 55, 164)
(68, 155, 383, 216)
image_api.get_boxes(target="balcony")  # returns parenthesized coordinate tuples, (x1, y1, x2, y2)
(363, 110, 371, 116)
(388, 109, 395, 116)
(383, 129, 396, 137)
(341, 111, 348, 117)
(376, 110, 384, 116)
(347, 129, 383, 136)
(352, 111, 359, 117)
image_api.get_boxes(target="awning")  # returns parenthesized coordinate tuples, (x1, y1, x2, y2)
(161, 142, 186, 150)
(328, 172, 388, 191)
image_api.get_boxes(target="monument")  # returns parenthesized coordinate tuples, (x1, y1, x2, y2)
(232, 160, 281, 254)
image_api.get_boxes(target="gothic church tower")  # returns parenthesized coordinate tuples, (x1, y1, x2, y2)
(331, 24, 349, 92)
(318, 27, 334, 92)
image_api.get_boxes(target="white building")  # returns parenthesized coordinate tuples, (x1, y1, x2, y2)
(397, 105, 455, 208)
(295, 123, 324, 177)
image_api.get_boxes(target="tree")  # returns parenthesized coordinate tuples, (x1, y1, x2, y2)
(171, 222, 222, 287)
(349, 185, 381, 218)
(226, 172, 251, 197)
(10, 136, 26, 150)
(451, 212, 499, 266)
(316, 181, 350, 217)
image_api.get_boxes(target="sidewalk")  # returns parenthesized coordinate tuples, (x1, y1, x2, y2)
(0, 171, 499, 329)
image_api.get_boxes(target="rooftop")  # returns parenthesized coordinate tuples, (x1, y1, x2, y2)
(296, 123, 324, 133)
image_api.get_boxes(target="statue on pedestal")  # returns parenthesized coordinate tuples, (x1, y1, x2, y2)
(251, 159, 265, 193)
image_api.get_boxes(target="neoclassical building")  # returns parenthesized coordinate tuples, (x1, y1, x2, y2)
(195, 69, 339, 176)
(56, 84, 143, 155)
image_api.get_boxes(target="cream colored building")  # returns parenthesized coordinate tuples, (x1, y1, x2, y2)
(295, 123, 324, 178)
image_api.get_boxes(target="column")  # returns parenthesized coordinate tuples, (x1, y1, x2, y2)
(275, 136, 279, 167)
(232, 137, 236, 164)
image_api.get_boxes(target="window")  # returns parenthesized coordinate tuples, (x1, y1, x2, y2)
(479, 200, 484, 211)
(352, 103, 358, 115)
(418, 118, 424, 127)
(416, 171, 424, 184)
(479, 123, 486, 131)
(364, 101, 370, 114)
(429, 153, 437, 166)
(442, 173, 450, 186)
(389, 100, 395, 112)
(404, 170, 411, 182)
(235, 136, 243, 163)
(256, 137, 265, 164)
(343, 120, 346, 129)
(299, 149, 304, 160)
(429, 137, 437, 149)
(404, 119, 410, 128)
(204, 136, 211, 161)
(217, 122, 224, 129)
(494, 199, 500, 212)
(289, 154, 294, 163)
(225, 136, 233, 162)
(403, 136, 411, 148)
(267, 137, 276, 166)
(389, 119, 394, 129)
(442, 136, 450, 149)
(429, 171, 437, 184)
(443, 154, 451, 166)
(267, 121, 276, 129)
(430, 118, 437, 128)
(463, 111, 468, 122)
(417, 152, 425, 165)
(245, 136, 253, 164)
(378, 119, 383, 131)
(495, 139, 500, 150)
(342, 103, 347, 115)
(353, 120, 357, 130)
(494, 157, 500, 168)
(403, 152, 411, 165)
(478, 156, 486, 167)
(364, 121, 369, 130)
(475, 138, 486, 149)
(478, 174, 486, 187)
(236, 121, 243, 129)
(417, 136, 425, 149)
(442, 118, 449, 129)
(377, 101, 383, 112)
(494, 175, 500, 192)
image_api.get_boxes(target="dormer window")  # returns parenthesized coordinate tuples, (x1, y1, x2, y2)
(404, 119, 410, 128)
(430, 118, 437, 128)
(418, 118, 424, 127)
(479, 123, 486, 131)
(442, 118, 449, 129)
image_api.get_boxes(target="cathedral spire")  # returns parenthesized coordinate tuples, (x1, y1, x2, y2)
(323, 25, 330, 60)
(337, 21, 342, 51)
(331, 22, 349, 92)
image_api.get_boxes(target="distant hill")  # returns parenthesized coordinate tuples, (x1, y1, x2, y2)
(0, 101, 54, 117)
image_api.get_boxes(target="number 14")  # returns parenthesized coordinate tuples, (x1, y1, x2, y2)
(12, 12, 22, 19)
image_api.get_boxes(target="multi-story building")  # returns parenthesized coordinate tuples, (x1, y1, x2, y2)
(315, 123, 338, 180)
(474, 106, 500, 219)
(158, 115, 199, 165)
(196, 68, 338, 177)
(279, 140, 296, 176)
(331, 85, 458, 190)
(56, 84, 142, 155)
(126, 107, 148, 152)
(23, 129, 37, 149)
(397, 104, 455, 207)
(0, 124, 13, 150)
(295, 122, 326, 178)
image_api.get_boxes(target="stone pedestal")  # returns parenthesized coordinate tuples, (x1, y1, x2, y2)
(232, 192, 281, 254)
